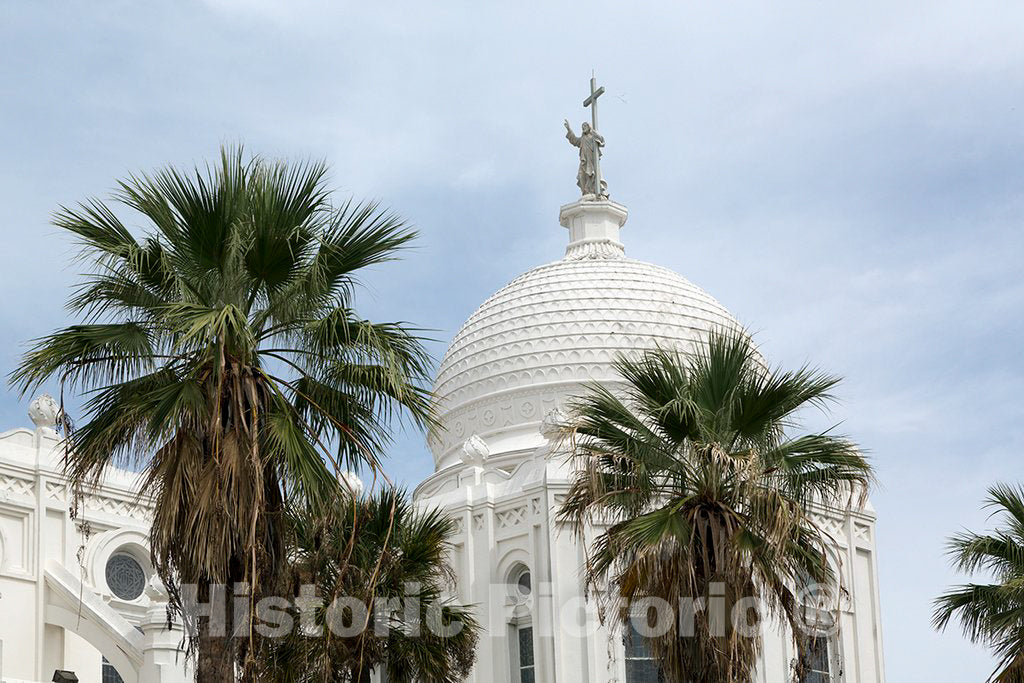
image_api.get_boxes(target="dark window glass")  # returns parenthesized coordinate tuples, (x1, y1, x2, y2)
(102, 656, 125, 683)
(518, 626, 535, 682)
(624, 623, 665, 683)
(105, 553, 145, 601)
(804, 636, 832, 683)
(517, 570, 532, 595)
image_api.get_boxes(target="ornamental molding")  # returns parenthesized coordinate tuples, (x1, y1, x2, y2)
(812, 514, 847, 547)
(496, 505, 528, 530)
(808, 511, 876, 550)
(0, 472, 34, 499)
(431, 385, 567, 461)
(44, 479, 153, 522)
(415, 471, 460, 499)
(564, 238, 626, 260)
(83, 526, 153, 601)
(83, 493, 152, 521)
(44, 481, 68, 499)
(460, 435, 491, 467)
(540, 408, 568, 442)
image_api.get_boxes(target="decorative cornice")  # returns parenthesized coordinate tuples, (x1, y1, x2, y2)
(564, 238, 625, 260)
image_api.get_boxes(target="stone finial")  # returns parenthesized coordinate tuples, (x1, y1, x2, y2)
(541, 407, 569, 441)
(144, 573, 170, 603)
(460, 435, 490, 467)
(339, 471, 365, 497)
(28, 393, 61, 429)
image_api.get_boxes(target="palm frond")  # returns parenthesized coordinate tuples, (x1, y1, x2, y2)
(558, 328, 870, 682)
(934, 484, 1024, 683)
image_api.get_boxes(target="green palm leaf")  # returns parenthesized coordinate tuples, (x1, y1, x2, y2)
(934, 484, 1024, 683)
(254, 488, 479, 682)
(9, 146, 433, 683)
(557, 328, 872, 682)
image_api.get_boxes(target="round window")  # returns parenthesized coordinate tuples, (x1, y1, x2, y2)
(510, 565, 531, 598)
(106, 553, 146, 601)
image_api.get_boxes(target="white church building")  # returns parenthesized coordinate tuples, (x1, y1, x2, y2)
(0, 101, 885, 682)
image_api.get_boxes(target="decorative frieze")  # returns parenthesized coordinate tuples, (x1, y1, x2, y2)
(496, 506, 527, 530)
(82, 494, 151, 521)
(42, 478, 152, 522)
(45, 480, 68, 499)
(813, 514, 846, 545)
(0, 473, 34, 498)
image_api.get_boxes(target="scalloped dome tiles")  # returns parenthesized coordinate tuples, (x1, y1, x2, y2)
(430, 256, 742, 467)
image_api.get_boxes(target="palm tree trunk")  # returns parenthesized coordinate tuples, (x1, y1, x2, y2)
(197, 622, 235, 683)
(195, 578, 238, 683)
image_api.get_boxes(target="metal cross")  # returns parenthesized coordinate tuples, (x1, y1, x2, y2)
(583, 74, 605, 132)
(582, 73, 606, 196)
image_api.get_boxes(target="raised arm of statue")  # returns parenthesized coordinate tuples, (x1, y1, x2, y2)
(564, 119, 580, 147)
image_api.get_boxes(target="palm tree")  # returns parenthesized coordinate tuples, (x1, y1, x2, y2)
(254, 486, 479, 682)
(9, 148, 434, 682)
(934, 484, 1024, 683)
(557, 329, 873, 682)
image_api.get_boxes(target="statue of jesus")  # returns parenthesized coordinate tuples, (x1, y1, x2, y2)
(564, 119, 606, 197)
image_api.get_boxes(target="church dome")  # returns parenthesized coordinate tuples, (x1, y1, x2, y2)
(429, 199, 742, 469)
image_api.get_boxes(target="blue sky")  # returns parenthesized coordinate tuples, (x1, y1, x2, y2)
(2, 1, 1022, 679)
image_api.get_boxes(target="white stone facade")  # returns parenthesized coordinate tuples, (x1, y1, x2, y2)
(0, 398, 188, 683)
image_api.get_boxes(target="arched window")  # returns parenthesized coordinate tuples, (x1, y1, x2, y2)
(507, 563, 534, 682)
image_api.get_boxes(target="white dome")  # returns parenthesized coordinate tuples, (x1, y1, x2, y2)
(429, 200, 742, 468)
